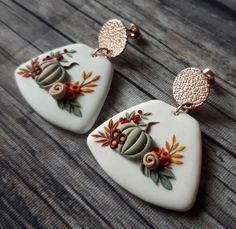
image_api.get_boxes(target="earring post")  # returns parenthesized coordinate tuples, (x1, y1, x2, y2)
(203, 68, 215, 86)
(127, 24, 142, 39)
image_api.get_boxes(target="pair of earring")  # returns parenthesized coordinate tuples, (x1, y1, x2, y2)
(15, 19, 215, 211)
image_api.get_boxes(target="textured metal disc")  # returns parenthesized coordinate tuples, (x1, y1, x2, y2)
(173, 67, 210, 109)
(98, 19, 128, 58)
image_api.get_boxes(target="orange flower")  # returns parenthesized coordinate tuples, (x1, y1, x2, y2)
(64, 82, 72, 89)
(152, 147, 171, 167)
(70, 84, 80, 94)
(159, 150, 171, 167)
(63, 82, 81, 99)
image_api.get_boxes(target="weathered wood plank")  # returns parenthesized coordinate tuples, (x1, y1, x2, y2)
(216, 0, 236, 11)
(0, 0, 235, 228)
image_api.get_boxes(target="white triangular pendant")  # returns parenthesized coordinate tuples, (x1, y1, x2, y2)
(87, 100, 202, 211)
(15, 43, 113, 133)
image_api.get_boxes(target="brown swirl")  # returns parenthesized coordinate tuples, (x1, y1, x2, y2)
(143, 151, 159, 170)
(49, 82, 67, 100)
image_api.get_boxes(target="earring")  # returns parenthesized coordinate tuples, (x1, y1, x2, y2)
(87, 67, 215, 211)
(15, 19, 141, 134)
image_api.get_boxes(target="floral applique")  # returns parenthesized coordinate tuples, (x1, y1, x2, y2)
(17, 58, 42, 78)
(141, 134, 186, 190)
(17, 48, 101, 117)
(92, 119, 120, 147)
(119, 110, 151, 124)
(57, 72, 100, 117)
(93, 110, 187, 191)
(92, 110, 158, 149)
(42, 49, 76, 62)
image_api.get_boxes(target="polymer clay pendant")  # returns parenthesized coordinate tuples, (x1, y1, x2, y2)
(87, 67, 215, 211)
(15, 19, 141, 133)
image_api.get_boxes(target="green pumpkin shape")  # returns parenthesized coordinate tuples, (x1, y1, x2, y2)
(35, 60, 68, 89)
(116, 123, 153, 160)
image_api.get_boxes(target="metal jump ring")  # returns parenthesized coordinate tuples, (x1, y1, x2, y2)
(92, 48, 112, 58)
(174, 102, 193, 116)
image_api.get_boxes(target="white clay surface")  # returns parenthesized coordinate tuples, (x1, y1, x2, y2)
(15, 43, 113, 133)
(87, 100, 202, 211)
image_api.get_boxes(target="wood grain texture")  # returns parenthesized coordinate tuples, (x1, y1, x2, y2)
(0, 0, 235, 228)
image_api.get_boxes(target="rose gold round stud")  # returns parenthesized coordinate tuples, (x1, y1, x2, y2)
(173, 67, 215, 110)
(98, 19, 128, 58)
(98, 19, 141, 58)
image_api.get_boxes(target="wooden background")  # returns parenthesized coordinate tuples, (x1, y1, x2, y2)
(0, 0, 236, 228)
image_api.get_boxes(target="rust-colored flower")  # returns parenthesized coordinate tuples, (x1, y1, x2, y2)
(65, 91, 76, 100)
(70, 84, 80, 94)
(152, 147, 171, 167)
(64, 82, 80, 95)
(159, 150, 171, 167)
(17, 58, 42, 78)
(64, 82, 72, 89)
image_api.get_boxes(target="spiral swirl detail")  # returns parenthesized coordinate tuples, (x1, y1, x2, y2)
(49, 82, 67, 100)
(143, 151, 159, 170)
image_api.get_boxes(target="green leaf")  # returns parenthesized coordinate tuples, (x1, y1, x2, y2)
(69, 104, 73, 113)
(129, 111, 135, 119)
(73, 106, 82, 117)
(64, 101, 71, 112)
(50, 51, 55, 57)
(57, 100, 64, 109)
(146, 167, 151, 177)
(60, 59, 68, 63)
(144, 112, 151, 116)
(160, 175, 172, 190)
(66, 53, 73, 57)
(141, 116, 148, 120)
(141, 164, 145, 174)
(141, 165, 159, 184)
(125, 112, 130, 119)
(138, 121, 146, 125)
(138, 124, 147, 127)
(141, 164, 149, 176)
(69, 50, 76, 53)
(69, 101, 81, 107)
(57, 100, 82, 117)
(150, 170, 159, 184)
(158, 168, 175, 178)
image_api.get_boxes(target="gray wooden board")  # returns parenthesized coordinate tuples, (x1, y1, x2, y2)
(0, 0, 235, 228)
